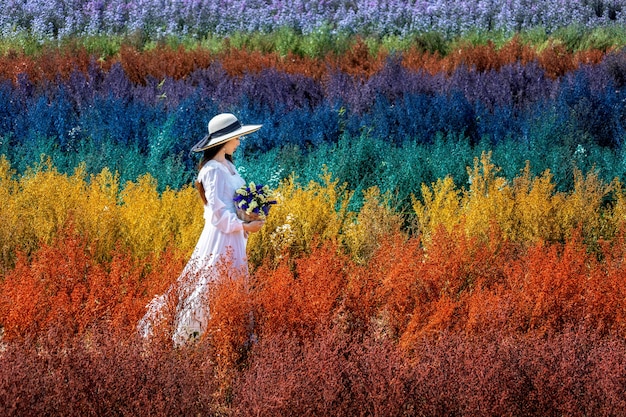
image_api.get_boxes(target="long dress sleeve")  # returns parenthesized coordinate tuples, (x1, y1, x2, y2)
(200, 164, 244, 234)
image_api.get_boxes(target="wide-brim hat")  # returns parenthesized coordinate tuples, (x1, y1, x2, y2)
(191, 113, 262, 152)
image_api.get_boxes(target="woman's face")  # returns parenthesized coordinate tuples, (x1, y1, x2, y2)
(223, 136, 240, 154)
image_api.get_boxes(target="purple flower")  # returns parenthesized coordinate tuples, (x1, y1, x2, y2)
(1, 0, 624, 41)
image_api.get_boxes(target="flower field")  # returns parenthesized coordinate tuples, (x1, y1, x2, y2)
(2, 1, 626, 415)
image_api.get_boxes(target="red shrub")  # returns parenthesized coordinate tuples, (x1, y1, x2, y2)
(517, 326, 626, 417)
(232, 326, 411, 417)
(232, 324, 626, 416)
(0, 325, 218, 416)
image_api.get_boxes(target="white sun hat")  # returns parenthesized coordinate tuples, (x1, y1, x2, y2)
(191, 113, 262, 152)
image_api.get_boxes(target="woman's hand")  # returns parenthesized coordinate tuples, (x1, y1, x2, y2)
(243, 220, 265, 233)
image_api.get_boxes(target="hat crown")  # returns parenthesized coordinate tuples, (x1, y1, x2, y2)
(208, 113, 239, 136)
(190, 113, 262, 153)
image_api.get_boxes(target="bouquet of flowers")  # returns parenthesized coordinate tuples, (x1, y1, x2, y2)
(234, 182, 277, 222)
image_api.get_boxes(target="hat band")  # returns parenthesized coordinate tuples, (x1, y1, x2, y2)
(209, 120, 242, 140)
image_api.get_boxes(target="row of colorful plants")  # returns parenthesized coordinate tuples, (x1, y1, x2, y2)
(1, 0, 625, 41)
(3, 164, 626, 412)
(1, 41, 625, 198)
(4, 35, 621, 83)
(1, 153, 623, 271)
(3, 22, 626, 61)
(3, 314, 625, 416)
(3, 322, 625, 416)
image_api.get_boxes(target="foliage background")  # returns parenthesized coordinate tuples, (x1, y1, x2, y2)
(2, 1, 626, 415)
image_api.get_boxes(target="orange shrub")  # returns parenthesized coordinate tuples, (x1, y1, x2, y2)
(362, 233, 425, 340)
(0, 43, 92, 84)
(0, 223, 186, 342)
(217, 45, 326, 80)
(505, 229, 626, 337)
(0, 37, 613, 85)
(252, 240, 349, 340)
(395, 226, 626, 352)
(402, 35, 607, 78)
(394, 225, 512, 350)
(203, 262, 256, 378)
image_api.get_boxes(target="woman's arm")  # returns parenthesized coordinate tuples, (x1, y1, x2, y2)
(202, 167, 246, 233)
(200, 166, 265, 234)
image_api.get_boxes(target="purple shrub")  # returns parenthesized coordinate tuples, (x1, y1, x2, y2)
(237, 68, 325, 112)
(450, 61, 557, 111)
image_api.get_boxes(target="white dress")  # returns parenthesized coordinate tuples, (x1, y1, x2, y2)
(138, 159, 247, 345)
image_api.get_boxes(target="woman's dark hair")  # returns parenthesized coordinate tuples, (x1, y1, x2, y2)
(198, 143, 233, 170)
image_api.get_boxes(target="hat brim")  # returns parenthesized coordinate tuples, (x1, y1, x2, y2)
(191, 124, 262, 152)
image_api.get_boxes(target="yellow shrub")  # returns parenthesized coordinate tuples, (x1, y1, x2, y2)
(0, 157, 20, 268)
(608, 180, 626, 234)
(246, 171, 351, 267)
(341, 186, 405, 263)
(0, 159, 201, 268)
(412, 175, 462, 238)
(2, 154, 623, 274)
(462, 152, 515, 238)
(2, 159, 91, 263)
(77, 168, 122, 261)
(413, 152, 616, 245)
(413, 152, 515, 241)
(508, 163, 564, 242)
(2, 159, 355, 271)
(556, 168, 613, 242)
(118, 174, 201, 258)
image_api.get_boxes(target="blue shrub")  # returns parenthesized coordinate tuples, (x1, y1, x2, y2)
(3, 50, 626, 193)
(232, 96, 342, 154)
(0, 80, 19, 137)
(556, 66, 625, 148)
(165, 92, 219, 156)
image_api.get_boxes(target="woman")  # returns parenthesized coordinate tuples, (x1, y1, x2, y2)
(138, 113, 265, 345)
